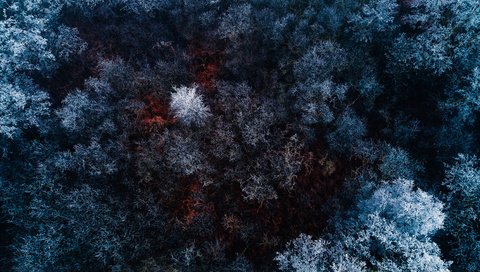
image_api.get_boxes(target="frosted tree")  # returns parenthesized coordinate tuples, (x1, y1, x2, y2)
(292, 79, 347, 125)
(54, 140, 118, 178)
(165, 131, 208, 176)
(0, 0, 60, 76)
(449, 0, 480, 70)
(0, 78, 50, 139)
(388, 28, 452, 75)
(217, 4, 253, 41)
(52, 26, 87, 63)
(276, 179, 450, 272)
(444, 154, 480, 272)
(291, 41, 348, 127)
(326, 109, 366, 154)
(356, 179, 445, 237)
(342, 179, 449, 271)
(379, 146, 423, 180)
(349, 0, 399, 43)
(0, 1, 58, 139)
(57, 90, 98, 133)
(293, 41, 347, 83)
(442, 67, 480, 124)
(275, 234, 366, 272)
(275, 234, 332, 272)
(170, 85, 211, 126)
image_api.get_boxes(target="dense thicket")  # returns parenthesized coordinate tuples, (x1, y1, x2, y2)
(1, 0, 479, 271)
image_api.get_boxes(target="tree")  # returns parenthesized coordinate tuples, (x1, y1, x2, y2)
(442, 67, 480, 125)
(0, 77, 50, 139)
(291, 41, 348, 127)
(379, 146, 423, 180)
(437, 68, 480, 155)
(449, 0, 480, 70)
(291, 79, 347, 125)
(326, 109, 366, 154)
(170, 85, 211, 126)
(53, 140, 118, 178)
(165, 131, 208, 176)
(293, 41, 347, 83)
(0, 0, 60, 140)
(51, 26, 87, 63)
(217, 4, 253, 41)
(275, 234, 334, 272)
(435, 116, 474, 155)
(444, 154, 480, 272)
(0, 1, 60, 76)
(348, 0, 399, 43)
(388, 28, 452, 75)
(241, 174, 278, 202)
(57, 90, 104, 134)
(276, 179, 450, 272)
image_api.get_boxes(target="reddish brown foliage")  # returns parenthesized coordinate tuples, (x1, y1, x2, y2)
(196, 63, 221, 92)
(139, 95, 175, 129)
(188, 42, 224, 92)
(180, 180, 215, 227)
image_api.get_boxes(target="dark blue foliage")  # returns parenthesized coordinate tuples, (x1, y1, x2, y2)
(1, 0, 479, 271)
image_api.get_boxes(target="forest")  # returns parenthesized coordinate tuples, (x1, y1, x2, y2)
(1, 0, 480, 271)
